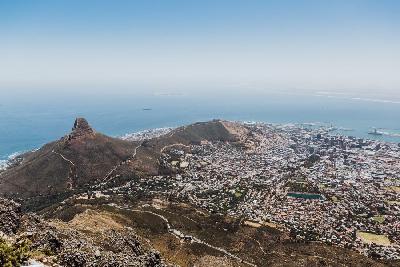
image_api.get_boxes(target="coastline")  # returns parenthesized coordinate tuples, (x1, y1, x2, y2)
(1, 120, 400, 169)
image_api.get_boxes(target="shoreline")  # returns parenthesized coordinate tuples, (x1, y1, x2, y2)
(1, 120, 400, 163)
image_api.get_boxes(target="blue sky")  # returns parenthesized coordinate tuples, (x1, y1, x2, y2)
(0, 0, 399, 94)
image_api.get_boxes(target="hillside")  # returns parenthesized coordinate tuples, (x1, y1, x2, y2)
(0, 118, 246, 200)
(0, 197, 166, 267)
(0, 118, 137, 199)
(126, 119, 248, 175)
(1, 193, 391, 267)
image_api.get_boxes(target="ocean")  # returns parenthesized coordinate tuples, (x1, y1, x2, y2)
(1, 89, 400, 165)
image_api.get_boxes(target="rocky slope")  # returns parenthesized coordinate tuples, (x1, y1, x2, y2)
(0, 197, 21, 235)
(0, 197, 167, 267)
(8, 195, 394, 267)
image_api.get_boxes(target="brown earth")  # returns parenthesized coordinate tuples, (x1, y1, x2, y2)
(43, 199, 395, 267)
(0, 118, 137, 199)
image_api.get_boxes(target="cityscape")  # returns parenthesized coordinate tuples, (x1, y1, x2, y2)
(108, 122, 400, 261)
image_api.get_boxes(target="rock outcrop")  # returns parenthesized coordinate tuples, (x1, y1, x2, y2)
(16, 211, 166, 267)
(67, 118, 95, 142)
(0, 197, 21, 235)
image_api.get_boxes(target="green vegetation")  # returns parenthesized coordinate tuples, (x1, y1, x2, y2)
(371, 215, 385, 224)
(318, 183, 327, 189)
(287, 192, 323, 200)
(286, 180, 319, 193)
(0, 238, 31, 267)
(304, 154, 320, 167)
(234, 189, 243, 198)
(331, 196, 339, 202)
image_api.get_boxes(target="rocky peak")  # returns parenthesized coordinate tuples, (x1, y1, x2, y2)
(67, 118, 95, 141)
(72, 118, 93, 132)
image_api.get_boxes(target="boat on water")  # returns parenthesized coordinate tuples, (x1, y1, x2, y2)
(368, 128, 383, 136)
(338, 127, 354, 132)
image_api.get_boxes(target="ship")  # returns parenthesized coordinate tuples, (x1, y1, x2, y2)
(368, 128, 383, 136)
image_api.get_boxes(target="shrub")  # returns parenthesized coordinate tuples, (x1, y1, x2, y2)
(0, 238, 31, 267)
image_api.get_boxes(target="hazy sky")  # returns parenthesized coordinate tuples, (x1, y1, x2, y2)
(0, 0, 399, 94)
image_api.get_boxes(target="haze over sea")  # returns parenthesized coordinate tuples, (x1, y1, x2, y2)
(1, 89, 400, 163)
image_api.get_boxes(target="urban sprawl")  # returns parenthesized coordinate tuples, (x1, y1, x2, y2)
(112, 123, 400, 260)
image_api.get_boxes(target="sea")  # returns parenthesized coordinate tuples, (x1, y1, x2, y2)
(1, 89, 400, 167)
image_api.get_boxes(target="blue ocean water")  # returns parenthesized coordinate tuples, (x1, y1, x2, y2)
(1, 90, 400, 162)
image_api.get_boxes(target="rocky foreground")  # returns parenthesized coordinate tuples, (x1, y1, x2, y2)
(0, 197, 166, 267)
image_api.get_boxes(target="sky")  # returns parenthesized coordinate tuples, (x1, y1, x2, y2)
(0, 0, 399, 96)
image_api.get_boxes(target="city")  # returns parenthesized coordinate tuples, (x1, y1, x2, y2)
(109, 123, 400, 261)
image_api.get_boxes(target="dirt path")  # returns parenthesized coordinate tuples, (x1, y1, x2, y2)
(52, 149, 76, 189)
(102, 142, 143, 183)
(110, 204, 257, 267)
(52, 150, 75, 166)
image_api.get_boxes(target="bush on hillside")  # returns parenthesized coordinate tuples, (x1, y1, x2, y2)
(0, 238, 31, 267)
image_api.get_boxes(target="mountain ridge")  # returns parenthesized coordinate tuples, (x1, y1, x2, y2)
(0, 118, 241, 200)
(0, 118, 137, 199)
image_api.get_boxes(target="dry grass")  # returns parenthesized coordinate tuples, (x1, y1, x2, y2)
(51, 209, 125, 233)
(385, 186, 400, 193)
(194, 255, 235, 267)
(221, 121, 249, 140)
(371, 215, 385, 224)
(357, 231, 391, 246)
(243, 221, 262, 228)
